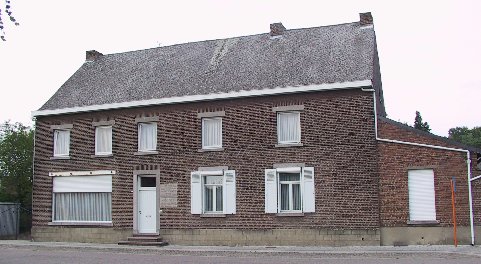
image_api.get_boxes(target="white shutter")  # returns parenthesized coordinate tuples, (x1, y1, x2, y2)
(53, 175, 112, 193)
(408, 169, 436, 221)
(191, 171, 202, 214)
(223, 170, 236, 214)
(302, 167, 315, 213)
(265, 169, 278, 213)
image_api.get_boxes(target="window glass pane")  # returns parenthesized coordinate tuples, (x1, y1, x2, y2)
(216, 186, 223, 212)
(204, 186, 214, 212)
(54, 130, 70, 156)
(205, 176, 223, 185)
(278, 112, 300, 143)
(96, 126, 112, 154)
(279, 173, 300, 182)
(140, 177, 156, 187)
(292, 184, 301, 210)
(280, 184, 289, 211)
(202, 118, 222, 148)
(54, 192, 111, 221)
(139, 123, 156, 151)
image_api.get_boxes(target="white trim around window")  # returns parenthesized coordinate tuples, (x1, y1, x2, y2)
(53, 129, 70, 157)
(191, 169, 236, 215)
(277, 111, 301, 145)
(138, 122, 157, 152)
(95, 126, 112, 156)
(202, 117, 222, 150)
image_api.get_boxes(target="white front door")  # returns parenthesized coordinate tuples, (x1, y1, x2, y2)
(138, 176, 157, 234)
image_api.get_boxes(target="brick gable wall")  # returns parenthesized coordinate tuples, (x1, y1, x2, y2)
(378, 119, 481, 227)
(33, 89, 380, 230)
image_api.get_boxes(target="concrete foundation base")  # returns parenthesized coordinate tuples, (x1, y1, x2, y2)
(31, 227, 132, 243)
(159, 228, 380, 246)
(380, 226, 481, 246)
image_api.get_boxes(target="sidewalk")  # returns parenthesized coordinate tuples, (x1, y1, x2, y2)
(1, 240, 481, 257)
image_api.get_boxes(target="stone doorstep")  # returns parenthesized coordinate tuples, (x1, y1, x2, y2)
(118, 235, 168, 246)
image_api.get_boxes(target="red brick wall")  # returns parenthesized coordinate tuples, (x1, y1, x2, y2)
(33, 89, 380, 230)
(378, 119, 481, 227)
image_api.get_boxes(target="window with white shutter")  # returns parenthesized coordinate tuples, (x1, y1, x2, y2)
(265, 167, 315, 213)
(190, 170, 236, 215)
(408, 169, 436, 221)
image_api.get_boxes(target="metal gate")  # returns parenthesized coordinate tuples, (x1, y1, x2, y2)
(0, 202, 20, 239)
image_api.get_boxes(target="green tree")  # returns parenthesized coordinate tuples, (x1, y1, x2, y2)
(414, 111, 431, 132)
(0, 121, 33, 232)
(448, 126, 481, 149)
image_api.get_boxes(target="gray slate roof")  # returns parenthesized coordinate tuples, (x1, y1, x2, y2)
(39, 21, 376, 111)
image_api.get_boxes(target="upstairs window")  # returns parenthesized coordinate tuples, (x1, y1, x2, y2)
(138, 122, 157, 152)
(277, 112, 301, 144)
(95, 126, 112, 155)
(53, 129, 70, 157)
(202, 117, 222, 149)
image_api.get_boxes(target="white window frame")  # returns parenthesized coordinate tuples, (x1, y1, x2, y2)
(278, 172, 302, 212)
(51, 172, 113, 225)
(95, 125, 112, 155)
(202, 117, 223, 149)
(53, 129, 70, 157)
(138, 122, 157, 152)
(191, 170, 236, 215)
(265, 167, 315, 214)
(202, 175, 223, 213)
(277, 111, 301, 144)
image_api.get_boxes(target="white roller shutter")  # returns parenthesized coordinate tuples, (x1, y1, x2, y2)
(53, 175, 112, 193)
(223, 170, 236, 214)
(190, 171, 202, 214)
(265, 169, 278, 213)
(408, 169, 436, 221)
(302, 167, 315, 213)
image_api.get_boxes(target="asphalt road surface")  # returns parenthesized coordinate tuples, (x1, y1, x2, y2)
(1, 247, 480, 264)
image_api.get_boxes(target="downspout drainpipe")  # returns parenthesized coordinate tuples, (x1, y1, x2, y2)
(361, 87, 476, 245)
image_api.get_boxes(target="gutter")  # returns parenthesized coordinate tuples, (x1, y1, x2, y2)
(32, 80, 372, 118)
(362, 88, 477, 246)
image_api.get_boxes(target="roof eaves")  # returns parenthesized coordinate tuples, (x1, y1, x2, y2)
(32, 79, 372, 118)
(379, 116, 481, 154)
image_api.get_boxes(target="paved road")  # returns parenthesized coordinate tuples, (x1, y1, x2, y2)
(1, 246, 480, 264)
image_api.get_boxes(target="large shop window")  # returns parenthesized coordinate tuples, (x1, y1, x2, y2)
(408, 169, 436, 221)
(191, 170, 236, 215)
(265, 167, 315, 213)
(52, 175, 112, 223)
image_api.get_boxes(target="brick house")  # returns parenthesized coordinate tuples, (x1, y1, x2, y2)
(31, 13, 481, 245)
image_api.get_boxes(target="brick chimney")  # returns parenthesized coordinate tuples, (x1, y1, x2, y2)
(359, 12, 373, 26)
(86, 50, 103, 61)
(270, 22, 286, 37)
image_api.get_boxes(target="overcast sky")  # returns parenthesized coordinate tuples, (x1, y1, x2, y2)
(0, 0, 479, 136)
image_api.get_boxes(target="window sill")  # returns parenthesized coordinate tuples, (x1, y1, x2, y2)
(200, 214, 226, 218)
(48, 221, 113, 226)
(198, 148, 224, 152)
(276, 212, 305, 217)
(50, 156, 70, 160)
(91, 154, 113, 158)
(407, 220, 440, 226)
(134, 151, 158, 156)
(275, 143, 303, 148)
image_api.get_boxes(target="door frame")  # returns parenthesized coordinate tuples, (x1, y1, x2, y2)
(133, 170, 160, 235)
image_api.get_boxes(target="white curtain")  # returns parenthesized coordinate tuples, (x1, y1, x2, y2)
(54, 192, 112, 221)
(138, 123, 157, 151)
(54, 130, 70, 156)
(95, 126, 112, 154)
(278, 112, 300, 143)
(202, 118, 222, 148)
